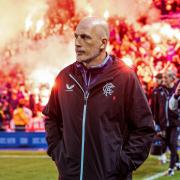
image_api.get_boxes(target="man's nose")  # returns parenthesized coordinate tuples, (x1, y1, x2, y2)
(75, 37, 81, 47)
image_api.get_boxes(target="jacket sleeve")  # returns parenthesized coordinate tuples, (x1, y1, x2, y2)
(123, 71, 155, 171)
(42, 78, 63, 158)
(169, 94, 179, 111)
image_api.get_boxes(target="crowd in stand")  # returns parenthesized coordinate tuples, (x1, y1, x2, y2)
(0, 66, 44, 132)
(153, 0, 179, 15)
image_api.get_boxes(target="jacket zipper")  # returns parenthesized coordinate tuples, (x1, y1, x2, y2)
(69, 74, 89, 180)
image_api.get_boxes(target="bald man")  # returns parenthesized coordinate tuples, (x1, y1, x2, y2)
(43, 17, 155, 180)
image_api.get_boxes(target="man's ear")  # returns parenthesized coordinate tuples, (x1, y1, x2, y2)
(100, 39, 107, 50)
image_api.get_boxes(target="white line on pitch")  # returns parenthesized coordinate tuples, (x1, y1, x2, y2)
(143, 170, 167, 180)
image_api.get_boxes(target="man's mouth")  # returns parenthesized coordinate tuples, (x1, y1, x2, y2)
(76, 50, 84, 55)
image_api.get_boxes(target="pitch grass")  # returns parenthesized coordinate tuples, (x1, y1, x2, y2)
(0, 150, 57, 180)
(0, 151, 180, 180)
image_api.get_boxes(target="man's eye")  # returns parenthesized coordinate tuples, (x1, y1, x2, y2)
(81, 35, 89, 39)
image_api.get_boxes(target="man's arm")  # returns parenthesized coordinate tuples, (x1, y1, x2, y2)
(122, 71, 155, 171)
(169, 82, 180, 111)
(42, 79, 63, 159)
(169, 95, 179, 111)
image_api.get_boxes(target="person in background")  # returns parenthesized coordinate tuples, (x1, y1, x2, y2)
(13, 99, 29, 131)
(150, 73, 167, 164)
(29, 93, 36, 117)
(162, 71, 180, 176)
(0, 102, 5, 131)
(169, 81, 180, 171)
(43, 17, 155, 180)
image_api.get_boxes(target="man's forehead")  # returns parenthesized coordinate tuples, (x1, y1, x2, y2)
(75, 24, 93, 35)
(76, 20, 105, 30)
(76, 22, 92, 30)
(75, 17, 109, 39)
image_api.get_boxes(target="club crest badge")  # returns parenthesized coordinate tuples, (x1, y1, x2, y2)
(103, 83, 115, 96)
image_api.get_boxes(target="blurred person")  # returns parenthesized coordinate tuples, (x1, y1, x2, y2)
(150, 73, 164, 128)
(9, 90, 19, 110)
(0, 102, 5, 131)
(13, 99, 29, 131)
(162, 71, 180, 176)
(29, 94, 36, 117)
(43, 17, 155, 180)
(169, 81, 180, 170)
(23, 102, 33, 120)
(150, 73, 167, 164)
(17, 84, 25, 100)
(2, 101, 13, 129)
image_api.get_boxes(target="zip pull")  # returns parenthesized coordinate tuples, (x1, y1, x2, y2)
(84, 93, 89, 104)
(85, 91, 89, 97)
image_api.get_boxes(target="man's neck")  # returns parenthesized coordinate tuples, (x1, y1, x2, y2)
(83, 52, 107, 68)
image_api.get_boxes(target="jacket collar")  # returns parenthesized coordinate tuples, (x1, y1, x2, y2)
(71, 55, 127, 90)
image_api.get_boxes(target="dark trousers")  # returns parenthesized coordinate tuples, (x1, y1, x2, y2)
(166, 126, 179, 169)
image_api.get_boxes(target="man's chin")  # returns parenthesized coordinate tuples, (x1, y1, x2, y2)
(76, 57, 87, 63)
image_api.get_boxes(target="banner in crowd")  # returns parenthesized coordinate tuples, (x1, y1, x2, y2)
(0, 132, 47, 148)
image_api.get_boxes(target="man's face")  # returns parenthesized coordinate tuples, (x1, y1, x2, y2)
(156, 78, 163, 85)
(74, 24, 102, 63)
(163, 73, 174, 87)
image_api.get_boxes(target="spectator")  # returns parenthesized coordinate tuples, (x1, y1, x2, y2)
(13, 99, 29, 131)
(162, 71, 180, 176)
(0, 102, 5, 131)
(150, 73, 167, 163)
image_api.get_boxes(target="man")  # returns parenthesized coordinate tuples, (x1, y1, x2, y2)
(169, 81, 180, 171)
(43, 17, 155, 180)
(162, 71, 180, 176)
(150, 73, 165, 130)
(13, 99, 29, 131)
(150, 73, 167, 163)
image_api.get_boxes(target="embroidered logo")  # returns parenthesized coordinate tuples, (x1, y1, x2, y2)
(66, 84, 75, 92)
(103, 83, 115, 96)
